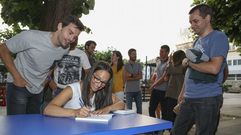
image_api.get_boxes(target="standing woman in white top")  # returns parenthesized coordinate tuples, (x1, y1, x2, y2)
(43, 61, 125, 117)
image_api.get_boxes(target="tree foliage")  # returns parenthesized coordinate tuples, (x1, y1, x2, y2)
(77, 45, 115, 63)
(0, 0, 95, 33)
(94, 47, 115, 63)
(193, 0, 241, 47)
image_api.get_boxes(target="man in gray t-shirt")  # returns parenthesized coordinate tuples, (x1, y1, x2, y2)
(124, 48, 143, 114)
(0, 15, 85, 115)
(148, 45, 170, 119)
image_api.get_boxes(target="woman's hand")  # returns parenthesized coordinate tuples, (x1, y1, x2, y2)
(74, 107, 91, 117)
(92, 106, 111, 115)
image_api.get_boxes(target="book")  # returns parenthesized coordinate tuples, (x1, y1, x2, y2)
(113, 109, 136, 115)
(75, 114, 113, 123)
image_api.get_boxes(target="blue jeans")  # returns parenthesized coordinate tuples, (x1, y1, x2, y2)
(6, 83, 43, 115)
(172, 95, 223, 135)
(126, 91, 142, 114)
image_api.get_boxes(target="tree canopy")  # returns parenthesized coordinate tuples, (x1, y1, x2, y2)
(0, 0, 95, 32)
(193, 0, 241, 47)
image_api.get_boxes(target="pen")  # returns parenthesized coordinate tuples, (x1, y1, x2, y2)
(79, 98, 85, 107)
(79, 98, 92, 116)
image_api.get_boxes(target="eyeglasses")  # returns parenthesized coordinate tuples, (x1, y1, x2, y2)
(93, 74, 108, 87)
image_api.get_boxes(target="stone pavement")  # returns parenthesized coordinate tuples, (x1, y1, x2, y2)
(140, 92, 241, 135)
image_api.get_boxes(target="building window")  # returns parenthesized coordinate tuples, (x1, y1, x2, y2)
(227, 74, 235, 80)
(233, 60, 237, 65)
(238, 59, 241, 65)
(237, 74, 241, 80)
(227, 60, 232, 65)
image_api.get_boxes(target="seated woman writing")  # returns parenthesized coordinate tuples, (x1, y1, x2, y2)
(43, 61, 125, 117)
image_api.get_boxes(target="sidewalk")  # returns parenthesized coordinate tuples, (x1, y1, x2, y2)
(140, 92, 241, 135)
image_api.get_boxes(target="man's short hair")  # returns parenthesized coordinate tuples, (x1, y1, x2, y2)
(189, 4, 213, 20)
(128, 48, 136, 55)
(161, 45, 170, 53)
(62, 15, 85, 31)
(84, 40, 97, 49)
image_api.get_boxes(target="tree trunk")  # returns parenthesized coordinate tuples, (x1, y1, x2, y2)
(40, 0, 74, 31)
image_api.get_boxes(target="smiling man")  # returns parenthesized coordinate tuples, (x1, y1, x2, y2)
(0, 15, 85, 115)
(172, 4, 229, 135)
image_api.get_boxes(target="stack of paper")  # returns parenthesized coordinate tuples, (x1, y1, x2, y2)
(75, 114, 113, 123)
(113, 109, 136, 115)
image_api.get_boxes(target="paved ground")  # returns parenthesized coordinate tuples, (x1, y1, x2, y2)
(1, 92, 241, 135)
(138, 92, 241, 135)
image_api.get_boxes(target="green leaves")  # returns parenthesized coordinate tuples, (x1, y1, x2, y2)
(0, 0, 95, 39)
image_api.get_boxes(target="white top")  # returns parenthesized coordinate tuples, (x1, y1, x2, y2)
(64, 82, 95, 111)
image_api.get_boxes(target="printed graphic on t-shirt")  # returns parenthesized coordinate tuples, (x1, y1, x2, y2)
(57, 55, 80, 85)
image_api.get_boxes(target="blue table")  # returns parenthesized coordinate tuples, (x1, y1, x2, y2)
(0, 114, 172, 135)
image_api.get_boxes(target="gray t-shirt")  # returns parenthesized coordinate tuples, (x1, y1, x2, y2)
(124, 62, 142, 92)
(6, 30, 68, 94)
(154, 60, 168, 91)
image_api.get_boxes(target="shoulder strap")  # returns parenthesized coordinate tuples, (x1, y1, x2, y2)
(192, 38, 198, 47)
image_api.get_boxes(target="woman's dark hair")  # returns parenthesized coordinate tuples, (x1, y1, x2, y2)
(173, 50, 186, 66)
(111, 51, 124, 72)
(81, 61, 113, 110)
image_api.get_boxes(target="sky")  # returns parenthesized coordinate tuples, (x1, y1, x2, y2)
(1, 0, 193, 62)
(79, 0, 193, 61)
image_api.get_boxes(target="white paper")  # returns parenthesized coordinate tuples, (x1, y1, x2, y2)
(113, 109, 136, 115)
(75, 114, 113, 123)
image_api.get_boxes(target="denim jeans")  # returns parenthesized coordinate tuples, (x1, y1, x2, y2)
(126, 91, 142, 114)
(172, 95, 223, 135)
(6, 83, 43, 115)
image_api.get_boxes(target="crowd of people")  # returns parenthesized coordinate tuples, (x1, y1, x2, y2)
(0, 4, 230, 135)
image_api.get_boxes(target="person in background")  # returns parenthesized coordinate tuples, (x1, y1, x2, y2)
(111, 50, 125, 101)
(0, 15, 85, 115)
(164, 50, 186, 125)
(43, 61, 125, 117)
(148, 45, 170, 119)
(124, 48, 143, 114)
(49, 39, 91, 97)
(84, 40, 97, 66)
(150, 56, 161, 118)
(81, 40, 97, 80)
(172, 4, 229, 135)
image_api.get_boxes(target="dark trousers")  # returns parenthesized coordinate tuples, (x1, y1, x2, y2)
(149, 89, 167, 119)
(165, 97, 177, 123)
(172, 95, 223, 135)
(6, 83, 43, 115)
